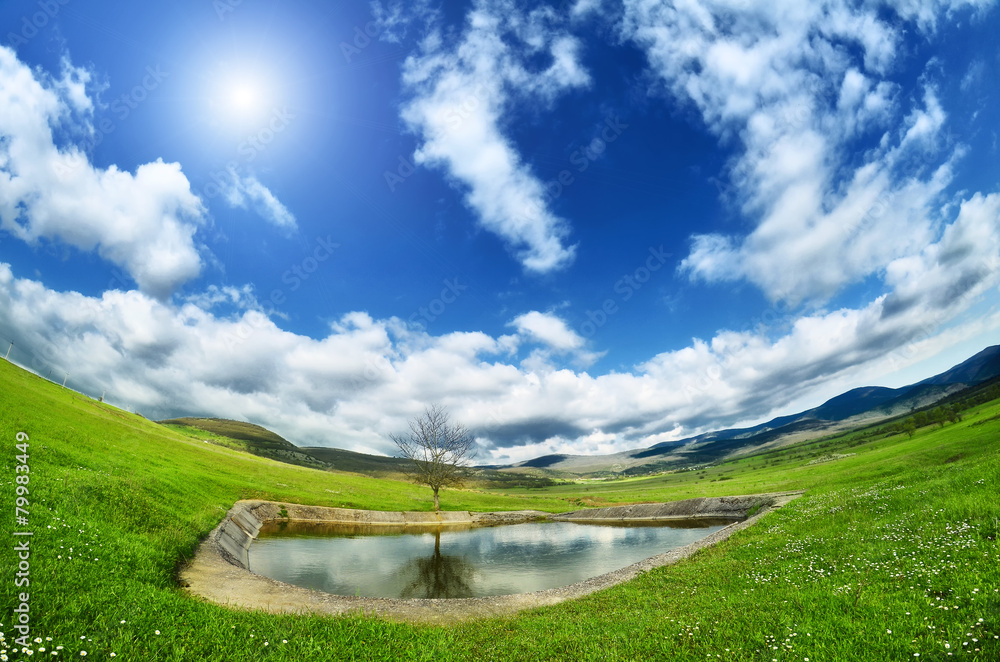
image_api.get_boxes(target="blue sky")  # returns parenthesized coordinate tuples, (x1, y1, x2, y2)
(1, 0, 998, 464)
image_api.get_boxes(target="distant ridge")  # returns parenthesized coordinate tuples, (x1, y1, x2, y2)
(159, 345, 1000, 480)
(919, 345, 1000, 386)
(158, 417, 331, 470)
(158, 416, 556, 487)
(508, 344, 1000, 475)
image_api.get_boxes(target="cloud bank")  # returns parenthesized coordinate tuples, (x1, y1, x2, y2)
(1, 3, 998, 465)
(2, 187, 996, 463)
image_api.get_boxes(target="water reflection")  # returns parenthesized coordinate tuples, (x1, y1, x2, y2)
(398, 530, 475, 599)
(250, 519, 732, 599)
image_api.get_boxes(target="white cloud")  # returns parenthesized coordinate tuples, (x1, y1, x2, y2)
(398, 0, 589, 273)
(1, 3, 997, 469)
(509, 310, 604, 368)
(371, 0, 437, 44)
(623, 0, 990, 305)
(571, 0, 606, 18)
(183, 284, 260, 312)
(510, 311, 585, 352)
(885, 0, 996, 32)
(220, 170, 297, 232)
(1, 178, 996, 463)
(0, 46, 207, 300)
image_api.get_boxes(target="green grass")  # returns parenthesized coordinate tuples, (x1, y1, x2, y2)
(2, 358, 998, 661)
(162, 416, 557, 488)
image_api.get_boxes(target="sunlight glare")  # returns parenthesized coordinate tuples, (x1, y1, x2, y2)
(226, 79, 263, 117)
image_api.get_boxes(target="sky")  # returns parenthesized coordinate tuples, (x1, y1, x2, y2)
(1, 0, 999, 465)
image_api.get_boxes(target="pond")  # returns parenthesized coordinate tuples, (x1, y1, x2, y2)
(249, 518, 734, 599)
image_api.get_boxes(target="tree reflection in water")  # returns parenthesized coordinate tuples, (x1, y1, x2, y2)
(398, 529, 476, 599)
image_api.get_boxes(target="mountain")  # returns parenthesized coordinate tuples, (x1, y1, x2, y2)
(158, 417, 333, 470)
(918, 344, 1000, 386)
(158, 417, 418, 475)
(807, 386, 902, 420)
(160, 345, 1000, 480)
(158, 416, 557, 487)
(509, 344, 1000, 475)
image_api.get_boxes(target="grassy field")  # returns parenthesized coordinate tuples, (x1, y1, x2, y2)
(1, 357, 998, 661)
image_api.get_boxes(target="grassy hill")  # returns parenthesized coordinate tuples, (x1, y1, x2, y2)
(1, 357, 998, 661)
(159, 417, 333, 471)
(158, 416, 556, 488)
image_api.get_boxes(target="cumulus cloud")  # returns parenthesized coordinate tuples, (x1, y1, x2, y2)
(220, 170, 297, 233)
(398, 0, 589, 273)
(510, 311, 585, 352)
(2, 176, 996, 464)
(1, 3, 997, 469)
(509, 310, 604, 368)
(0, 46, 206, 300)
(622, 0, 989, 305)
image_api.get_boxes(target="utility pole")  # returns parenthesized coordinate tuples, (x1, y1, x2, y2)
(4, 341, 11, 360)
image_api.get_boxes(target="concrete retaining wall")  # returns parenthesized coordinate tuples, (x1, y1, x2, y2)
(551, 492, 794, 522)
(183, 491, 804, 623)
(210, 502, 552, 570)
(207, 493, 800, 572)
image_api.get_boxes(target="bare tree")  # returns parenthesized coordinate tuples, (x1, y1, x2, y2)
(390, 405, 476, 511)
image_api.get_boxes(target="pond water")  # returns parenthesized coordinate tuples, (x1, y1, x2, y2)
(249, 519, 733, 599)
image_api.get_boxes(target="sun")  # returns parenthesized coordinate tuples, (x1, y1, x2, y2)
(202, 63, 279, 131)
(228, 80, 261, 114)
(220, 76, 270, 124)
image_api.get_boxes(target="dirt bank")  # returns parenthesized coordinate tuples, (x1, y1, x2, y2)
(180, 491, 802, 624)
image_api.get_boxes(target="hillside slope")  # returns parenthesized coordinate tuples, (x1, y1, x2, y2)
(0, 361, 1000, 662)
(159, 417, 333, 470)
(1, 356, 998, 660)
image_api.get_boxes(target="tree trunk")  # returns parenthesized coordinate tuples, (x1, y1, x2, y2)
(433, 488, 440, 511)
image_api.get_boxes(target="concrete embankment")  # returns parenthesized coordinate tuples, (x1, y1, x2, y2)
(551, 492, 800, 522)
(211, 501, 551, 570)
(181, 491, 803, 624)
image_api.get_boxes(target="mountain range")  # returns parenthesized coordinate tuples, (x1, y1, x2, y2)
(506, 344, 1000, 476)
(161, 344, 1000, 479)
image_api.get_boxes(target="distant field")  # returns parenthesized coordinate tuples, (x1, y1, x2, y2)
(160, 415, 557, 489)
(1, 358, 997, 661)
